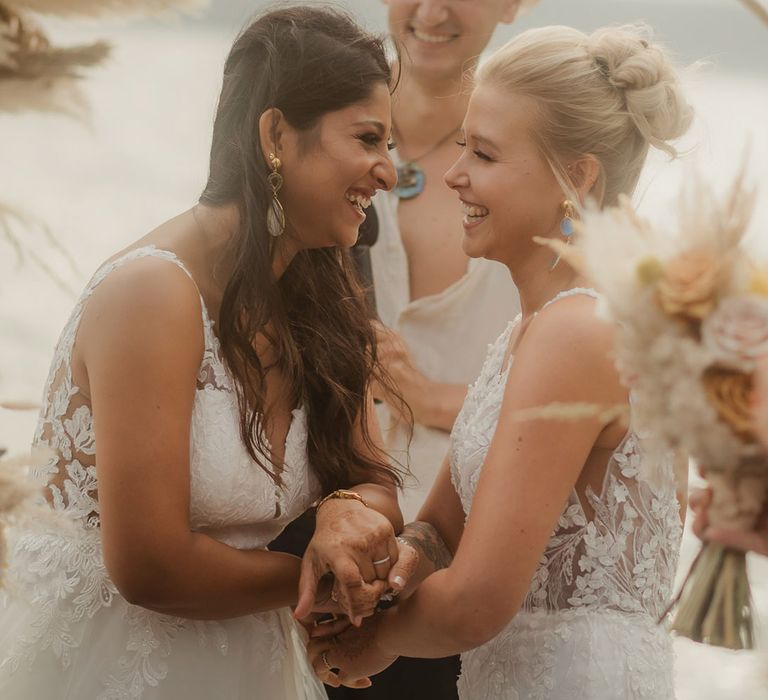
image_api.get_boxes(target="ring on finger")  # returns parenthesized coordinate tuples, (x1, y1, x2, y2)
(372, 555, 391, 566)
(330, 588, 338, 603)
(322, 651, 334, 673)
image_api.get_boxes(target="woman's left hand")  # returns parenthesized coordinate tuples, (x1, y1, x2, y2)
(307, 613, 398, 688)
(294, 498, 399, 623)
(690, 484, 768, 557)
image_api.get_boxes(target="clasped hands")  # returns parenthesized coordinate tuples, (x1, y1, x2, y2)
(292, 498, 418, 688)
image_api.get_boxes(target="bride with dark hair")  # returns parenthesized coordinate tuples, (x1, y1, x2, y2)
(0, 6, 404, 699)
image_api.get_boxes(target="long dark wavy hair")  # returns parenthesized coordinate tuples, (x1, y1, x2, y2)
(199, 5, 406, 495)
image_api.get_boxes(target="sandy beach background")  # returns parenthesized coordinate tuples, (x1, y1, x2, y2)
(1, 0, 768, 696)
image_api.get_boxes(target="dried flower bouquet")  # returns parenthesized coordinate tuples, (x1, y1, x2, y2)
(552, 170, 766, 650)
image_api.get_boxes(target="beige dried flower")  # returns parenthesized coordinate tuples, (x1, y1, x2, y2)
(0, 447, 51, 587)
(532, 236, 586, 274)
(701, 296, 768, 371)
(657, 248, 722, 320)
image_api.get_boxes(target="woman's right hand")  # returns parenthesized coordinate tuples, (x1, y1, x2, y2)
(294, 497, 399, 624)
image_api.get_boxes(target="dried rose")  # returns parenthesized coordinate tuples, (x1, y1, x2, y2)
(657, 249, 721, 320)
(701, 296, 768, 371)
(702, 367, 755, 440)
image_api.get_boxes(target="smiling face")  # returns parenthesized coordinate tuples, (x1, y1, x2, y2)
(383, 0, 519, 81)
(276, 83, 397, 250)
(444, 83, 564, 265)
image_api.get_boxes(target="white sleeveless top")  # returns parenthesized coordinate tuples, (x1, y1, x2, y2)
(0, 246, 326, 700)
(450, 289, 682, 700)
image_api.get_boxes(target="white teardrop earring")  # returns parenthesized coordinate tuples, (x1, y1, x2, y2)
(267, 152, 285, 238)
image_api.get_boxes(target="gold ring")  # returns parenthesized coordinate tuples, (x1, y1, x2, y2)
(372, 555, 391, 566)
(330, 588, 338, 603)
(322, 651, 333, 672)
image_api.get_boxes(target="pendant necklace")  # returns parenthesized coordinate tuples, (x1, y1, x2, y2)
(393, 122, 462, 200)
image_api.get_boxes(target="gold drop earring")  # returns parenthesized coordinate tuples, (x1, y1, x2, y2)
(267, 152, 285, 238)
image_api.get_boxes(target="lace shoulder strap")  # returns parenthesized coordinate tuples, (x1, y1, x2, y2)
(64, 245, 227, 389)
(86, 245, 212, 325)
(541, 286, 599, 312)
(484, 314, 521, 369)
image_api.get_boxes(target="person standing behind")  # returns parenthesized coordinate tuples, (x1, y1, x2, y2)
(371, 0, 534, 520)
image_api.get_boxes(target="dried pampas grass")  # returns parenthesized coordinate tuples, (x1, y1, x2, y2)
(739, 0, 768, 27)
(0, 401, 39, 410)
(0, 2, 110, 115)
(11, 0, 207, 19)
(533, 236, 586, 275)
(0, 72, 90, 114)
(0, 447, 54, 589)
(511, 402, 630, 428)
(0, 201, 80, 296)
(0, 21, 15, 68)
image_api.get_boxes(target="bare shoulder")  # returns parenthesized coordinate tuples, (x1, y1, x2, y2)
(77, 255, 205, 365)
(523, 292, 612, 362)
(508, 291, 622, 405)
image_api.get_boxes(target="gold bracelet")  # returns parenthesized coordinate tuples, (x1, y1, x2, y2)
(316, 489, 369, 512)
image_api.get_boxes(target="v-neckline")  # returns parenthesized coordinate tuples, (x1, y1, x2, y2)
(261, 406, 304, 481)
(499, 314, 522, 378)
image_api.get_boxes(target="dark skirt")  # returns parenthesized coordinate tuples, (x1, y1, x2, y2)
(326, 655, 460, 700)
(268, 512, 460, 700)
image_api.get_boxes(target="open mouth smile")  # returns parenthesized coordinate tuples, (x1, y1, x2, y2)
(345, 190, 374, 217)
(461, 200, 489, 226)
(409, 27, 459, 44)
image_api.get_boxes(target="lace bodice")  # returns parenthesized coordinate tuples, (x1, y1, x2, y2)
(450, 289, 682, 699)
(32, 245, 320, 541)
(3, 246, 322, 697)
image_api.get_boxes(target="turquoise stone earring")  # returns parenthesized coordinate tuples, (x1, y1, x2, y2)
(550, 199, 576, 271)
(560, 199, 575, 238)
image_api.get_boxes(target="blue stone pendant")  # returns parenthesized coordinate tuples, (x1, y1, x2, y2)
(395, 162, 426, 200)
(560, 216, 574, 238)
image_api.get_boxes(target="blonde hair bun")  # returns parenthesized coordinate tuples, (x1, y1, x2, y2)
(477, 24, 694, 205)
(587, 25, 693, 156)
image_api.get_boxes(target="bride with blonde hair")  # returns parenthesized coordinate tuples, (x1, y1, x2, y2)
(308, 23, 693, 699)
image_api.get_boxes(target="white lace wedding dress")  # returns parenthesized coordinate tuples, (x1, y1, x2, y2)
(0, 246, 327, 699)
(450, 289, 682, 700)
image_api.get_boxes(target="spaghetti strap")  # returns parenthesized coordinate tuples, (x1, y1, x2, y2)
(88, 245, 213, 327)
(540, 286, 599, 312)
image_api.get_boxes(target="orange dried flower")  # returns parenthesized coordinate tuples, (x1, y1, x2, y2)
(702, 367, 755, 440)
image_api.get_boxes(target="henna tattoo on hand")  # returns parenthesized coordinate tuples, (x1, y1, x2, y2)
(398, 521, 452, 571)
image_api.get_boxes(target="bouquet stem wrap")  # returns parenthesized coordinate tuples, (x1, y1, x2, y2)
(665, 470, 768, 649)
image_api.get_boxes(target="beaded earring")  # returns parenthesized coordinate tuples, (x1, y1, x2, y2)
(266, 153, 285, 238)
